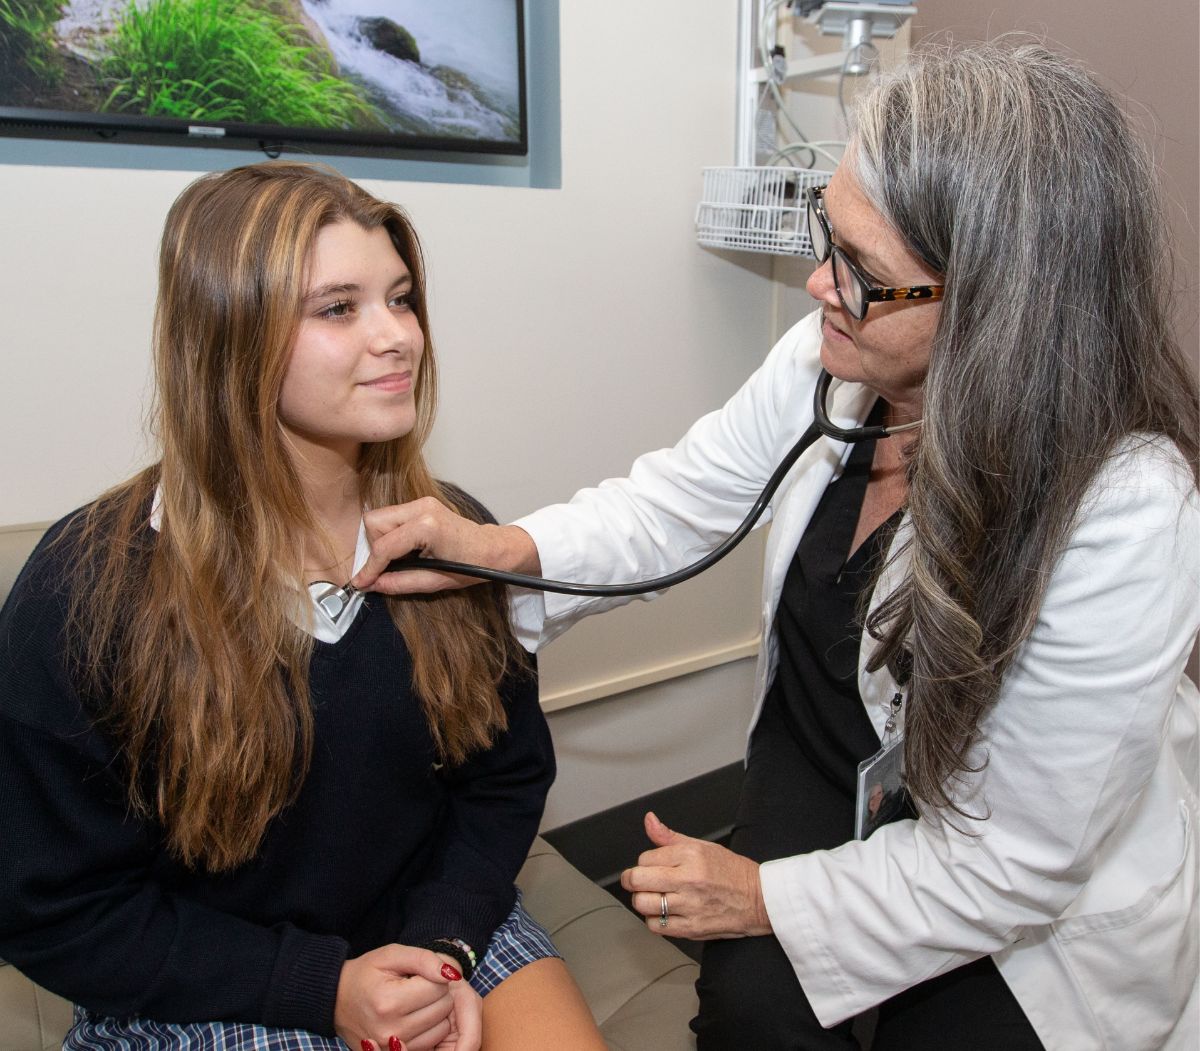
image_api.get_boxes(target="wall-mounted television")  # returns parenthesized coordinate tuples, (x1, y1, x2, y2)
(0, 0, 527, 157)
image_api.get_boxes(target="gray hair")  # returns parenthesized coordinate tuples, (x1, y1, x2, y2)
(848, 40, 1198, 819)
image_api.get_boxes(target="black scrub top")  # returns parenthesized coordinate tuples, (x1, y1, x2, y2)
(741, 400, 911, 858)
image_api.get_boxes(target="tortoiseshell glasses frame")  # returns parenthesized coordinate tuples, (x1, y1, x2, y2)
(806, 185, 944, 321)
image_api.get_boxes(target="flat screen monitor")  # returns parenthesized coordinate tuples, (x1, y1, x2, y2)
(0, 0, 527, 157)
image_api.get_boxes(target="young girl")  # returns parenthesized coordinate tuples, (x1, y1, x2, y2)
(0, 162, 605, 1051)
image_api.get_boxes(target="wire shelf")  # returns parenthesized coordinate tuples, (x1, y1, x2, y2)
(695, 166, 832, 257)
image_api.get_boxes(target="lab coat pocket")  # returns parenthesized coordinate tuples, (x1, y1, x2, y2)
(1052, 800, 1197, 1050)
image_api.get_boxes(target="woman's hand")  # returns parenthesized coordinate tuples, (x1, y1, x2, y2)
(352, 498, 540, 595)
(620, 812, 773, 940)
(334, 944, 474, 1051)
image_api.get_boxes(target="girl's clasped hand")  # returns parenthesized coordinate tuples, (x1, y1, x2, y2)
(336, 945, 479, 1051)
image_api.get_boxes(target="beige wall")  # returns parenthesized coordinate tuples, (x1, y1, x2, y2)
(910, 0, 1200, 369)
(2, 4, 1193, 829)
(0, 2, 771, 829)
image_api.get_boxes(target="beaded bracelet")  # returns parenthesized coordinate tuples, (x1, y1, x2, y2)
(443, 937, 478, 972)
(421, 938, 476, 981)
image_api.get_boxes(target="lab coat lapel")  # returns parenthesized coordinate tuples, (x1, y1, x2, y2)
(749, 377, 878, 742)
(762, 376, 877, 614)
(859, 519, 911, 741)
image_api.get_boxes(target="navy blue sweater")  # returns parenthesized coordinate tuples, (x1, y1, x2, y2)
(0, 511, 554, 1036)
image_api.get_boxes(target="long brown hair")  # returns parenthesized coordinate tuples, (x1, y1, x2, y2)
(850, 42, 1199, 820)
(68, 162, 523, 871)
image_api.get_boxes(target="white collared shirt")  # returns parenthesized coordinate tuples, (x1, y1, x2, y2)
(149, 486, 369, 643)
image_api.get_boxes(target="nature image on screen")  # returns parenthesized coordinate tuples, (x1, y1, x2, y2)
(0, 0, 523, 149)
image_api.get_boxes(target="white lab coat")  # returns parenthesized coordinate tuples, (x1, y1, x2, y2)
(512, 310, 1200, 1051)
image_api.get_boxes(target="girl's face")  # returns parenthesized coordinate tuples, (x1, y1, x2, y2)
(805, 165, 942, 419)
(278, 219, 425, 466)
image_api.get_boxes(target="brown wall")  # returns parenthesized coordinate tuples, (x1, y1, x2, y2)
(910, 0, 1200, 684)
(910, 0, 1200, 369)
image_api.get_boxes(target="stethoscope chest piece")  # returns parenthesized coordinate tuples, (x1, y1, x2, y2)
(308, 580, 359, 623)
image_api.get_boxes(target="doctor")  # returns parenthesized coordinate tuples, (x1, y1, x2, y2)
(354, 42, 1199, 1051)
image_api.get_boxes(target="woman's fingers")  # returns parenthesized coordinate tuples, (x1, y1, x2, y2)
(354, 499, 463, 590)
(352, 500, 539, 594)
(630, 889, 678, 921)
(620, 863, 677, 894)
(369, 567, 479, 595)
(618, 821, 773, 940)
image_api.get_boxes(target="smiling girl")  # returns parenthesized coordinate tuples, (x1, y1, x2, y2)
(0, 162, 604, 1051)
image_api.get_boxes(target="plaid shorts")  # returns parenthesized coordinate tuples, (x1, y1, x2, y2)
(63, 892, 560, 1050)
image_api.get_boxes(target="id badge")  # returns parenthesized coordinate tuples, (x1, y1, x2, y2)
(854, 731, 906, 840)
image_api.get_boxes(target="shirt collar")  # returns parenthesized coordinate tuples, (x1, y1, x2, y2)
(149, 484, 369, 642)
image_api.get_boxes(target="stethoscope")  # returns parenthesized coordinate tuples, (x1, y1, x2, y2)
(356, 368, 921, 600)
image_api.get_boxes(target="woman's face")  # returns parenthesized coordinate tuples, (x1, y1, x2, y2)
(279, 219, 425, 465)
(805, 165, 942, 418)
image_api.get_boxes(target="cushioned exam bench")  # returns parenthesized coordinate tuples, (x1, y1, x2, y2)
(0, 523, 699, 1051)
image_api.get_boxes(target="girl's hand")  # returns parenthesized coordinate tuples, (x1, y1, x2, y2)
(432, 971, 483, 1051)
(352, 498, 539, 595)
(620, 812, 773, 940)
(334, 944, 465, 1051)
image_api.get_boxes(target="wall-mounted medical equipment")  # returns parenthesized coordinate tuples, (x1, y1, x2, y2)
(695, 0, 916, 258)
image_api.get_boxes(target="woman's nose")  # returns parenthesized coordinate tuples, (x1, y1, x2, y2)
(805, 256, 838, 305)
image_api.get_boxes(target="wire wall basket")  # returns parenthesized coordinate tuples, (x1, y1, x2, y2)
(695, 166, 832, 257)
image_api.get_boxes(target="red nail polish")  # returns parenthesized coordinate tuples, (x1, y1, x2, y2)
(441, 962, 462, 981)
(389, 1038, 404, 1051)
(361, 1041, 374, 1051)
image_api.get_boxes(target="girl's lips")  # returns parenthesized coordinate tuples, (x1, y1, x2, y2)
(362, 372, 412, 393)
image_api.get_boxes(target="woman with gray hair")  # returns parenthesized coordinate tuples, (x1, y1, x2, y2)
(353, 41, 1199, 1049)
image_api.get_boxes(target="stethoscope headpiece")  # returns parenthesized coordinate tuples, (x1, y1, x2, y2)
(812, 369, 922, 442)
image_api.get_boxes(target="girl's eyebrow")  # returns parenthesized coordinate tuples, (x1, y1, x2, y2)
(303, 282, 358, 303)
(302, 273, 411, 303)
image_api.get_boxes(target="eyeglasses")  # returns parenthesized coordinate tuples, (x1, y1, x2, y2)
(805, 186, 944, 321)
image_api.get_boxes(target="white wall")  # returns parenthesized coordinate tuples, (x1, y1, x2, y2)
(0, 3, 777, 829)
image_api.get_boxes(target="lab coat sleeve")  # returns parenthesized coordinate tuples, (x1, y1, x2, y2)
(758, 439, 1200, 1025)
(509, 312, 823, 649)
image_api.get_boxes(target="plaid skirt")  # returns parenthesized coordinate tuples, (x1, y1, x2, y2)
(63, 892, 559, 1050)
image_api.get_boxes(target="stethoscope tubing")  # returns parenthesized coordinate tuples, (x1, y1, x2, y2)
(382, 370, 918, 597)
